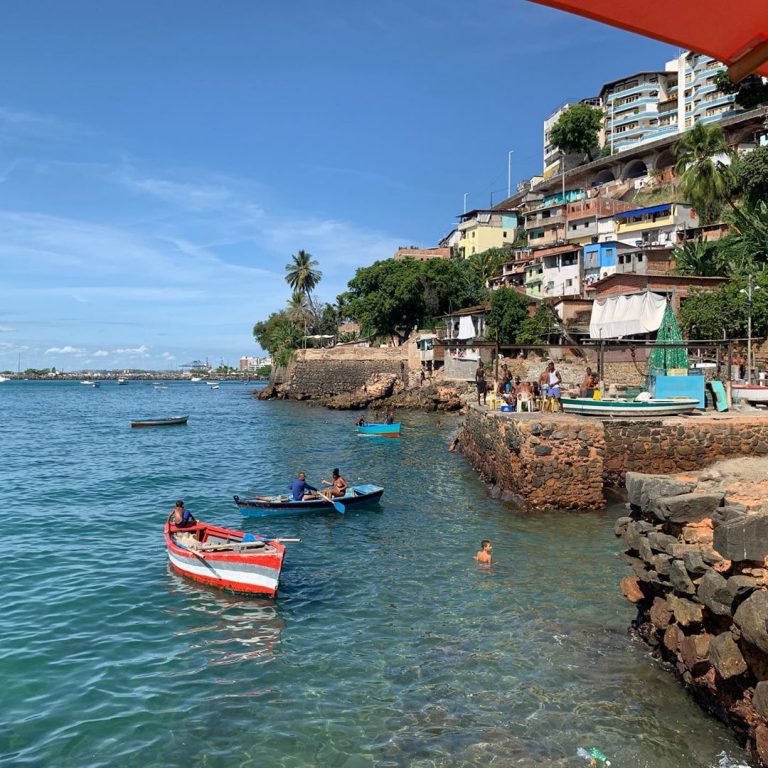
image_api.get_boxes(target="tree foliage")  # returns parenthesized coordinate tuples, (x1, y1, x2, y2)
(672, 237, 728, 277)
(550, 104, 604, 162)
(734, 146, 768, 211)
(485, 288, 531, 345)
(674, 122, 734, 224)
(713, 70, 768, 110)
(516, 303, 556, 345)
(342, 258, 484, 342)
(467, 248, 508, 286)
(285, 249, 322, 299)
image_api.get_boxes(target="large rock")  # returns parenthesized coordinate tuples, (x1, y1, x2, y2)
(652, 553, 673, 577)
(713, 512, 768, 562)
(680, 632, 711, 676)
(754, 681, 768, 719)
(651, 493, 725, 524)
(620, 576, 644, 603)
(709, 632, 748, 679)
(727, 575, 762, 601)
(668, 559, 696, 595)
(648, 531, 679, 556)
(649, 596, 673, 628)
(683, 551, 710, 578)
(625, 473, 695, 513)
(697, 570, 733, 616)
(669, 595, 703, 627)
(734, 591, 768, 654)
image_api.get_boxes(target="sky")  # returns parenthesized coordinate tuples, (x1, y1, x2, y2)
(0, 0, 677, 372)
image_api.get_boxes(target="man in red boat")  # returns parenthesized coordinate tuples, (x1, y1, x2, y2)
(290, 472, 318, 501)
(170, 500, 197, 528)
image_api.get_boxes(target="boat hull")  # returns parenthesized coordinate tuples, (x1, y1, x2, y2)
(131, 416, 189, 428)
(732, 385, 768, 404)
(356, 423, 401, 437)
(561, 397, 700, 417)
(235, 484, 385, 516)
(164, 519, 284, 597)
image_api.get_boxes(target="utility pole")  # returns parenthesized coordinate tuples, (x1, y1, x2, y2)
(463, 192, 468, 214)
(507, 150, 514, 199)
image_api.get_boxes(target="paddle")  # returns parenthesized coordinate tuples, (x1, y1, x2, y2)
(319, 491, 345, 514)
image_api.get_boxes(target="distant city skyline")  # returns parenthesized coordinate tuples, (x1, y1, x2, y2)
(0, 0, 675, 371)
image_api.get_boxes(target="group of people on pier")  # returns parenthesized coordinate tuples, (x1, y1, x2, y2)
(475, 361, 566, 411)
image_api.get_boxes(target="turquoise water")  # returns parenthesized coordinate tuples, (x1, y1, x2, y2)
(0, 381, 750, 767)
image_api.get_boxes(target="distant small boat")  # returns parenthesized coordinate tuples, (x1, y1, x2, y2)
(560, 397, 699, 417)
(0, 375, 9, 383)
(731, 383, 768, 405)
(165, 516, 286, 596)
(190, 377, 202, 382)
(209, 384, 220, 390)
(357, 422, 401, 437)
(117, 378, 127, 385)
(154, 383, 168, 390)
(80, 380, 100, 387)
(130, 415, 189, 428)
(234, 483, 385, 516)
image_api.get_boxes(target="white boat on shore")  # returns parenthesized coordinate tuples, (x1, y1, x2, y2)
(0, 375, 9, 383)
(731, 383, 768, 405)
(561, 396, 700, 417)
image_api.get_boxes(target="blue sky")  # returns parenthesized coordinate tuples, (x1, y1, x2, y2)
(0, 0, 676, 372)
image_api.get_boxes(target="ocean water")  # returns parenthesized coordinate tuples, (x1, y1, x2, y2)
(0, 380, 751, 768)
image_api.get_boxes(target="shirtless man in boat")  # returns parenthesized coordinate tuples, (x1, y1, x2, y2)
(170, 500, 197, 528)
(321, 468, 348, 498)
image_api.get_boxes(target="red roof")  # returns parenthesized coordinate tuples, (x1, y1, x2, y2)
(529, 0, 768, 79)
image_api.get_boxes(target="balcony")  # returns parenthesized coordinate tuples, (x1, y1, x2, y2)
(524, 211, 566, 230)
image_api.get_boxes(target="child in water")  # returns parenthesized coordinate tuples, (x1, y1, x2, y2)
(475, 539, 492, 565)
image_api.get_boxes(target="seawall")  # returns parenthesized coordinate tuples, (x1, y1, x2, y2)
(617, 468, 768, 765)
(459, 409, 768, 510)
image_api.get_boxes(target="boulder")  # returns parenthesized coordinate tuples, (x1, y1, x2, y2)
(734, 591, 768, 654)
(649, 596, 673, 628)
(614, 516, 632, 537)
(663, 623, 682, 653)
(697, 570, 733, 616)
(638, 537, 654, 565)
(727, 575, 762, 601)
(652, 553, 673, 577)
(651, 493, 725, 524)
(625, 472, 695, 513)
(683, 551, 710, 578)
(668, 559, 696, 595)
(648, 531, 679, 556)
(754, 681, 768, 719)
(620, 576, 645, 603)
(709, 632, 748, 679)
(756, 724, 768, 768)
(680, 632, 711, 676)
(713, 512, 768, 562)
(669, 595, 703, 627)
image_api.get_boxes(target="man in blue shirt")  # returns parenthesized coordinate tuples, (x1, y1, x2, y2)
(290, 472, 317, 501)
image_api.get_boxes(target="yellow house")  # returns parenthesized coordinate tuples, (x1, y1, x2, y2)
(457, 209, 519, 258)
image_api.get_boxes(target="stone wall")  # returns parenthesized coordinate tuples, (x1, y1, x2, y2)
(459, 408, 605, 510)
(458, 411, 768, 511)
(604, 417, 768, 486)
(617, 471, 768, 766)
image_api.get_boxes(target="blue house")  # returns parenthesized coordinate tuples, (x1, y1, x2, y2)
(583, 241, 633, 286)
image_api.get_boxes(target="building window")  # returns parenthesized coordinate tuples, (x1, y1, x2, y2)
(503, 231, 507, 238)
(637, 254, 644, 262)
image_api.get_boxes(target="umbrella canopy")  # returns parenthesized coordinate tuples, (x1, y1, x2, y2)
(649, 304, 689, 374)
(528, 0, 768, 80)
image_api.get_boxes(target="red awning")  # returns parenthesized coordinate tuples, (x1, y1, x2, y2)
(528, 0, 768, 80)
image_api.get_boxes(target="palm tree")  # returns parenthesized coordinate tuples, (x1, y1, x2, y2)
(285, 250, 322, 302)
(468, 248, 506, 288)
(674, 123, 734, 225)
(286, 291, 314, 348)
(672, 237, 727, 277)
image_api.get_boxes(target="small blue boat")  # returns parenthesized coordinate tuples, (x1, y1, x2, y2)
(356, 422, 401, 437)
(234, 484, 385, 516)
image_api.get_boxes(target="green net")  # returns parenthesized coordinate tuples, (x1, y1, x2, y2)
(649, 303, 689, 373)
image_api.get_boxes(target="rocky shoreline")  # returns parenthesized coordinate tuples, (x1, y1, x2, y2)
(617, 460, 768, 766)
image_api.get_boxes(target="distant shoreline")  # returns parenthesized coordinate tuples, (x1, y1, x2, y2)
(1, 374, 269, 382)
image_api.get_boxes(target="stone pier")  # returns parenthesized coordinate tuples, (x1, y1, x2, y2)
(458, 409, 768, 510)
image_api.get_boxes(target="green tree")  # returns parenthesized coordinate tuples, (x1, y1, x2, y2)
(713, 70, 768, 110)
(550, 103, 604, 162)
(253, 311, 293, 355)
(672, 237, 728, 277)
(271, 324, 303, 367)
(285, 249, 322, 301)
(734, 146, 768, 211)
(485, 287, 530, 345)
(516, 303, 555, 344)
(467, 248, 507, 287)
(674, 122, 734, 224)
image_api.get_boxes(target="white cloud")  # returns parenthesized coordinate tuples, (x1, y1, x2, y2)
(45, 345, 83, 354)
(0, 325, 14, 332)
(162, 352, 176, 360)
(93, 350, 109, 357)
(114, 345, 149, 356)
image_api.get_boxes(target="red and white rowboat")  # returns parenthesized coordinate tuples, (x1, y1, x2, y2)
(164, 517, 286, 597)
(731, 383, 768, 405)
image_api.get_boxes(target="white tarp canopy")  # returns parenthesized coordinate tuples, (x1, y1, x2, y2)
(457, 315, 476, 340)
(589, 291, 667, 339)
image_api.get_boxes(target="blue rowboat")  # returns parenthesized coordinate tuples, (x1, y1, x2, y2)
(356, 422, 401, 437)
(234, 484, 385, 516)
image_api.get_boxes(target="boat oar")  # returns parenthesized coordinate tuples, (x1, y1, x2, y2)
(319, 491, 345, 514)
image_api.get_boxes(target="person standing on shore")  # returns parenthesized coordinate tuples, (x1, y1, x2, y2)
(475, 362, 487, 406)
